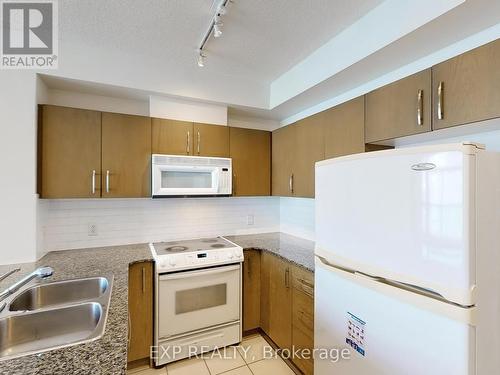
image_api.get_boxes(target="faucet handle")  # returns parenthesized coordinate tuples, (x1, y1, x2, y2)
(36, 267, 54, 278)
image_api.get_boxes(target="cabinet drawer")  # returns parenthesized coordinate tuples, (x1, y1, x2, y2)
(292, 266, 314, 297)
(292, 325, 314, 375)
(292, 287, 314, 335)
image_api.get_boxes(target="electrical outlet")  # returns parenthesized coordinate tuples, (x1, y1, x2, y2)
(88, 223, 98, 236)
(247, 214, 254, 226)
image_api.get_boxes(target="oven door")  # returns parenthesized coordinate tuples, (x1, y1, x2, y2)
(158, 264, 241, 339)
(152, 164, 220, 196)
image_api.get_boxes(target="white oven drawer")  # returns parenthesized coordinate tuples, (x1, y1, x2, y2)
(158, 264, 241, 339)
(155, 322, 241, 365)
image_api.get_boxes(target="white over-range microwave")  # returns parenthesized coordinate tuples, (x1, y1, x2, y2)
(151, 154, 232, 197)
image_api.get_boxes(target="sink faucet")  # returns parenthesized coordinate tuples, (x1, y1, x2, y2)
(0, 267, 54, 308)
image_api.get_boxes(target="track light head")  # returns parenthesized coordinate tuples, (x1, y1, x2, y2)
(217, 4, 227, 15)
(197, 51, 206, 67)
(213, 22, 223, 38)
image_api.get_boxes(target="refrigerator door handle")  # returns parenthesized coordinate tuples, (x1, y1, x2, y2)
(316, 256, 465, 307)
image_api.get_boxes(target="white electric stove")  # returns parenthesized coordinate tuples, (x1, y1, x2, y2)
(149, 237, 243, 366)
(150, 236, 243, 273)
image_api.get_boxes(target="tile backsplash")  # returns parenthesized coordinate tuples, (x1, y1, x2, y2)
(40, 196, 317, 253)
(280, 197, 315, 241)
(41, 197, 280, 252)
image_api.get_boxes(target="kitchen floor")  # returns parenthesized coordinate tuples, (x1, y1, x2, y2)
(128, 333, 296, 375)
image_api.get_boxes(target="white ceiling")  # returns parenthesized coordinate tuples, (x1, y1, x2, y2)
(43, 0, 500, 126)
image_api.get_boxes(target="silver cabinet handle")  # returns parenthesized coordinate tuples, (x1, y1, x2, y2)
(417, 89, 423, 126)
(437, 82, 444, 120)
(91, 170, 96, 195)
(284, 268, 290, 288)
(186, 131, 190, 154)
(105, 170, 110, 193)
(142, 267, 146, 294)
(289, 174, 294, 194)
(197, 131, 201, 155)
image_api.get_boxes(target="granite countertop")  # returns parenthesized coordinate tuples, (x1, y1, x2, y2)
(0, 244, 153, 375)
(0, 232, 314, 374)
(226, 232, 315, 271)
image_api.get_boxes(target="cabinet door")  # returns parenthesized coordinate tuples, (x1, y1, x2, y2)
(102, 113, 152, 198)
(40, 105, 101, 198)
(272, 125, 296, 197)
(152, 118, 193, 155)
(128, 261, 153, 362)
(260, 251, 271, 334)
(291, 266, 314, 375)
(324, 97, 365, 159)
(229, 127, 271, 196)
(243, 249, 261, 331)
(432, 38, 500, 130)
(294, 113, 325, 198)
(261, 253, 292, 350)
(365, 69, 432, 142)
(193, 123, 229, 157)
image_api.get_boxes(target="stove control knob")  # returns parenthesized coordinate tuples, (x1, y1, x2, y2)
(234, 251, 242, 259)
(228, 252, 234, 259)
(169, 258, 176, 267)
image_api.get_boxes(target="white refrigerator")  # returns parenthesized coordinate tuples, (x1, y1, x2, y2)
(314, 143, 500, 375)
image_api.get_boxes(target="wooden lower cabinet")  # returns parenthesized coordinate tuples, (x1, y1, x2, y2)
(291, 265, 315, 375)
(243, 250, 261, 331)
(128, 261, 154, 363)
(260, 252, 292, 350)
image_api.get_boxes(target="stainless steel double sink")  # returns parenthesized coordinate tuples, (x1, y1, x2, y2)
(0, 274, 113, 361)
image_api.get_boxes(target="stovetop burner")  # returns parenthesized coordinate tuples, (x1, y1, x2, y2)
(164, 245, 189, 252)
(152, 237, 235, 255)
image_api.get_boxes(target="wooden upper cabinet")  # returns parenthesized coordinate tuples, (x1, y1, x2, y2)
(324, 97, 365, 159)
(128, 261, 153, 362)
(102, 113, 152, 198)
(272, 124, 296, 197)
(152, 118, 193, 155)
(229, 127, 271, 196)
(365, 69, 432, 143)
(193, 123, 229, 157)
(294, 114, 325, 198)
(40, 105, 101, 199)
(432, 38, 500, 130)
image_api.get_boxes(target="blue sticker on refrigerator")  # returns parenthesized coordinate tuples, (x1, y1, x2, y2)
(346, 312, 366, 356)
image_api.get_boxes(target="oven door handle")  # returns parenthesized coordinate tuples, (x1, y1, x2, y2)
(159, 264, 240, 281)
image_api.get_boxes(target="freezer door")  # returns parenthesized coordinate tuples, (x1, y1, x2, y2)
(314, 257, 476, 375)
(315, 144, 477, 306)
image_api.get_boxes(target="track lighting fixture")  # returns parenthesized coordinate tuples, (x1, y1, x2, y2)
(196, 0, 231, 67)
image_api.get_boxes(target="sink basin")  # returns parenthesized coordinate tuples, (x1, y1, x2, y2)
(0, 302, 103, 360)
(9, 277, 109, 311)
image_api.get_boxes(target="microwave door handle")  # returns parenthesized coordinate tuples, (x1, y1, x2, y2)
(159, 264, 240, 281)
